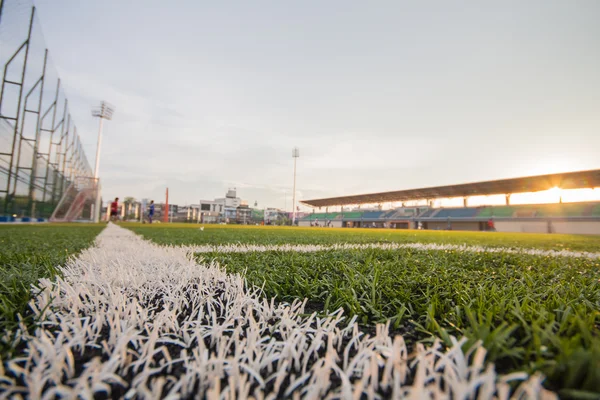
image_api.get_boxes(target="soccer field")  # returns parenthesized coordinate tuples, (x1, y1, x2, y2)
(1, 223, 599, 398)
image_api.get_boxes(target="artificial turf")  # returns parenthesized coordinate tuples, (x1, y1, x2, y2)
(0, 223, 104, 356)
(6, 224, 535, 398)
(2, 223, 599, 396)
(125, 223, 600, 396)
(200, 248, 600, 395)
(124, 223, 600, 253)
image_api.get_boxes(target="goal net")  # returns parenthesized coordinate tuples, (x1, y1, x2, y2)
(50, 177, 99, 222)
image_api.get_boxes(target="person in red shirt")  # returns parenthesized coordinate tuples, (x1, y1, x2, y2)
(110, 197, 119, 222)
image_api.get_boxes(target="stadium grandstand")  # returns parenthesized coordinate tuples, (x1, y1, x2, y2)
(300, 169, 600, 234)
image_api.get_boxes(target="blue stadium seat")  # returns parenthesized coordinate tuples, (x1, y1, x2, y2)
(381, 210, 397, 219)
(362, 211, 385, 219)
(417, 209, 437, 218)
(433, 208, 478, 219)
(340, 212, 363, 219)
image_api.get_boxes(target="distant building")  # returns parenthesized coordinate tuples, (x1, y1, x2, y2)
(194, 200, 222, 223)
(214, 189, 243, 222)
(236, 205, 252, 224)
(264, 208, 288, 225)
(166, 188, 300, 225)
(183, 189, 248, 223)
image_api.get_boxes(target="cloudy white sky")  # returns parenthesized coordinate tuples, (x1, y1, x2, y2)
(29, 0, 600, 209)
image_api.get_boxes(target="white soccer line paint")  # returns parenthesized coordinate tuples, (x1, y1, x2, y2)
(187, 241, 600, 259)
(1, 224, 557, 399)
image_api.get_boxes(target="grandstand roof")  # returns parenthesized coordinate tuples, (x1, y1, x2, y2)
(301, 169, 600, 208)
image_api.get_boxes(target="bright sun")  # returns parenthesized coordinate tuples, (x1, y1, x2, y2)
(459, 187, 600, 207)
(547, 186, 563, 200)
(511, 187, 600, 205)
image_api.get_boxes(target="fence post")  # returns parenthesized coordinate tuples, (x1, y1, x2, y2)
(28, 49, 49, 217)
(40, 78, 60, 206)
(50, 98, 67, 205)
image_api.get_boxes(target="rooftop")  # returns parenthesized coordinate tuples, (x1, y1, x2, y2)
(301, 169, 600, 208)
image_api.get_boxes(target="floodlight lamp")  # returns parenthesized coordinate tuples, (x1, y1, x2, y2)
(92, 101, 115, 120)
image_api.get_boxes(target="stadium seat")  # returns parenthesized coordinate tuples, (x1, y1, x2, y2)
(340, 212, 363, 220)
(301, 213, 328, 221)
(477, 207, 515, 218)
(535, 203, 587, 217)
(417, 209, 437, 218)
(362, 211, 386, 219)
(381, 210, 398, 219)
(432, 208, 478, 219)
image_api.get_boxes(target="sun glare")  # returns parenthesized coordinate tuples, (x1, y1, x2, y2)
(549, 186, 562, 197)
(429, 187, 600, 208)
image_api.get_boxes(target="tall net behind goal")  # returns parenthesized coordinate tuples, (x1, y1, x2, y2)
(50, 177, 99, 222)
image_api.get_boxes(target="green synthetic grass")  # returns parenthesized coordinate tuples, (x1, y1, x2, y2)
(123, 223, 600, 252)
(125, 223, 600, 396)
(0, 223, 104, 356)
(200, 248, 600, 394)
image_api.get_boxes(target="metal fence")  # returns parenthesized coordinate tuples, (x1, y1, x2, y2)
(0, 0, 93, 218)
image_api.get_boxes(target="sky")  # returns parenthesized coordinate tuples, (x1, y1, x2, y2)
(26, 0, 600, 209)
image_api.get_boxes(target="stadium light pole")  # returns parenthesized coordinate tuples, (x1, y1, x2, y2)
(292, 147, 299, 226)
(91, 102, 114, 223)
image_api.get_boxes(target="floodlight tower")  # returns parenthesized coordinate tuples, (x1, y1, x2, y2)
(292, 147, 299, 225)
(91, 102, 114, 223)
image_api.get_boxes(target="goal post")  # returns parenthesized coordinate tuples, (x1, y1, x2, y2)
(50, 177, 99, 222)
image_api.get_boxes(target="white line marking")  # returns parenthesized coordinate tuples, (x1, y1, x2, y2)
(187, 242, 600, 259)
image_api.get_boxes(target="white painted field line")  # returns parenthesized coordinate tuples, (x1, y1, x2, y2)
(187, 242, 600, 259)
(0, 224, 557, 399)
